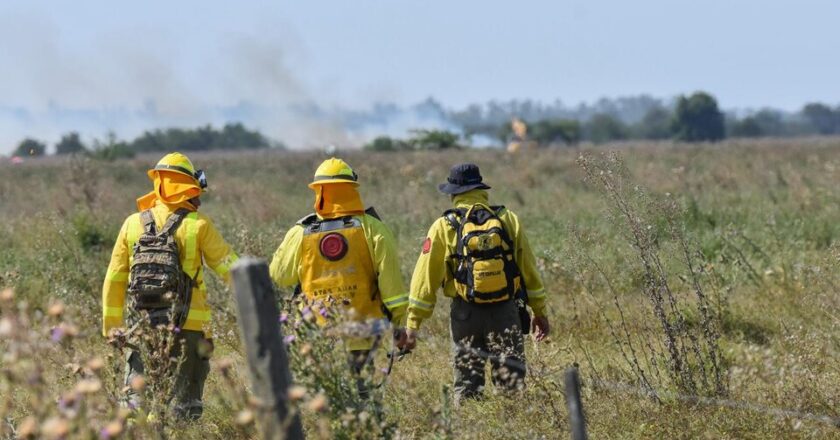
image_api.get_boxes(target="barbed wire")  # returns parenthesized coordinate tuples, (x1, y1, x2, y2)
(590, 378, 840, 428)
(317, 318, 840, 430)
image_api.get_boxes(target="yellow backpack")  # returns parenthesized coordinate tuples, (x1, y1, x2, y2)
(444, 204, 522, 304)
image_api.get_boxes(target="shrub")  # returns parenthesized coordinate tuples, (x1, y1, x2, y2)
(14, 138, 47, 157)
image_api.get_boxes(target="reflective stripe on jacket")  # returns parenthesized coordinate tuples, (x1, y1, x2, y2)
(407, 189, 547, 330)
(102, 201, 238, 336)
(269, 213, 409, 331)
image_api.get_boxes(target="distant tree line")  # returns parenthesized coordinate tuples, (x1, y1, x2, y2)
(364, 129, 463, 151)
(10, 93, 840, 157)
(449, 92, 840, 145)
(12, 123, 275, 159)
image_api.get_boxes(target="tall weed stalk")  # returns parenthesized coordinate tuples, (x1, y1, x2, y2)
(575, 151, 729, 397)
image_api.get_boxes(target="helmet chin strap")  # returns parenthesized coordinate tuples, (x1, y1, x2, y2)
(189, 197, 201, 208)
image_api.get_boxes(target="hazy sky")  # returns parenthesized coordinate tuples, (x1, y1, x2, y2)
(1, 0, 839, 151)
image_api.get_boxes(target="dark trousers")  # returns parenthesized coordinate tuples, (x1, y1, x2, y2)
(125, 329, 211, 420)
(450, 297, 526, 400)
(348, 349, 373, 400)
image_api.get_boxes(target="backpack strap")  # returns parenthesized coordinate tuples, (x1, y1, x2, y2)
(140, 210, 157, 235)
(159, 208, 190, 237)
(442, 208, 465, 231)
(296, 213, 319, 226)
(442, 208, 467, 263)
(365, 206, 382, 221)
(485, 205, 515, 248)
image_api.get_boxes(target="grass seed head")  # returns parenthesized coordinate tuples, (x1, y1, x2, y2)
(235, 409, 255, 426)
(308, 394, 328, 412)
(86, 357, 105, 373)
(75, 378, 103, 394)
(41, 417, 70, 440)
(17, 416, 38, 438)
(0, 317, 13, 337)
(101, 420, 124, 438)
(47, 301, 65, 317)
(0, 288, 13, 302)
(288, 385, 307, 401)
(130, 375, 146, 391)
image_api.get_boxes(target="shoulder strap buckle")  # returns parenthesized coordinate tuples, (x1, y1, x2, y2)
(442, 208, 465, 230)
(140, 210, 156, 235)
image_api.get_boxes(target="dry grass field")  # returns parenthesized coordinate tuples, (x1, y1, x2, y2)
(1, 139, 840, 439)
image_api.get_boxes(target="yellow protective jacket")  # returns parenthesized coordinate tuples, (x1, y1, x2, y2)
(407, 190, 547, 330)
(102, 201, 239, 336)
(269, 213, 409, 331)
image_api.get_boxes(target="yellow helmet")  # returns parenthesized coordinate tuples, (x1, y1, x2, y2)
(147, 152, 207, 189)
(308, 157, 359, 188)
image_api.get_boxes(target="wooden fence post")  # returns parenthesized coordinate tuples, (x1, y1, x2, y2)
(232, 257, 304, 440)
(564, 367, 588, 440)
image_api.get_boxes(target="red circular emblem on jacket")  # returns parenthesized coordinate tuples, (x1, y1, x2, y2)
(421, 237, 432, 254)
(320, 233, 348, 261)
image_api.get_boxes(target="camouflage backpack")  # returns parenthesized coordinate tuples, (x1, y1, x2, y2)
(127, 208, 193, 327)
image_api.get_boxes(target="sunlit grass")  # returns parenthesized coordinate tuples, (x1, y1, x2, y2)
(1, 140, 839, 438)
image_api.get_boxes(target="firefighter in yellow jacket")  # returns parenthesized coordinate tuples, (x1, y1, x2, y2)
(269, 158, 409, 396)
(102, 152, 238, 419)
(405, 163, 550, 400)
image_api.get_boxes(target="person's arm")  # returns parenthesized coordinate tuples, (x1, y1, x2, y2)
(367, 218, 409, 326)
(506, 210, 550, 341)
(269, 226, 304, 288)
(507, 211, 547, 317)
(199, 217, 239, 284)
(406, 219, 450, 331)
(102, 218, 131, 336)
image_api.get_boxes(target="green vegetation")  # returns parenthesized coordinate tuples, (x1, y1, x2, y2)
(1, 141, 839, 438)
(457, 93, 840, 145)
(585, 113, 629, 144)
(364, 129, 462, 151)
(13, 138, 47, 157)
(671, 92, 725, 142)
(130, 123, 272, 152)
(10, 123, 274, 159)
(55, 132, 87, 155)
(9, 94, 840, 158)
(497, 119, 581, 146)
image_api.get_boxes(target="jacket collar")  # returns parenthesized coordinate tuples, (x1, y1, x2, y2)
(151, 199, 197, 214)
(452, 189, 489, 209)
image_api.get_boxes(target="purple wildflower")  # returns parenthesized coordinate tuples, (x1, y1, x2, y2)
(100, 428, 111, 439)
(172, 326, 181, 334)
(319, 308, 329, 318)
(283, 335, 296, 345)
(51, 327, 65, 342)
(278, 312, 289, 323)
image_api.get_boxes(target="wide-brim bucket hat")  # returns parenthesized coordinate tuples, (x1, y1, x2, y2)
(438, 163, 491, 195)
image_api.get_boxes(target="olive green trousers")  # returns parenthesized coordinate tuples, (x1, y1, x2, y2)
(125, 329, 212, 420)
(449, 297, 526, 400)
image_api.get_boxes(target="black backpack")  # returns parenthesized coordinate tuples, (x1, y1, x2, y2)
(126, 208, 193, 327)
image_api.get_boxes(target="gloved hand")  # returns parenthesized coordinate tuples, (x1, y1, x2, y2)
(531, 315, 550, 342)
(404, 329, 418, 351)
(393, 327, 408, 350)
